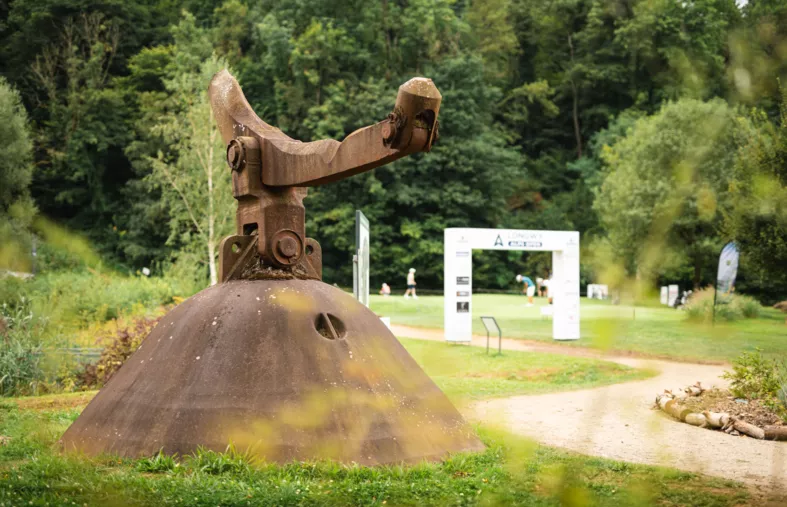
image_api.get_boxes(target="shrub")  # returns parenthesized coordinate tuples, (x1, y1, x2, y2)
(780, 382, 787, 417)
(77, 315, 161, 389)
(0, 298, 45, 396)
(722, 349, 787, 421)
(35, 241, 90, 273)
(730, 294, 761, 319)
(1, 270, 183, 346)
(683, 288, 715, 320)
(683, 286, 762, 322)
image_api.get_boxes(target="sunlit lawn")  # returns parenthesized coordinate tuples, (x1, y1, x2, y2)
(0, 383, 767, 507)
(0, 300, 775, 505)
(372, 295, 787, 362)
(22, 338, 652, 409)
(400, 338, 652, 404)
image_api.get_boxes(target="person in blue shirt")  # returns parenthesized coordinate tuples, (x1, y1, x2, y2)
(515, 274, 536, 307)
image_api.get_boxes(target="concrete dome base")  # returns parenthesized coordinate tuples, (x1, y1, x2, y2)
(60, 280, 483, 464)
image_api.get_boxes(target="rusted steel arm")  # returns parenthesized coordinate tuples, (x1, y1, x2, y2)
(209, 70, 441, 187)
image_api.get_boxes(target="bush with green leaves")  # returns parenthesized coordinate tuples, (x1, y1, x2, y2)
(77, 315, 161, 388)
(0, 270, 185, 345)
(729, 294, 761, 319)
(722, 349, 787, 421)
(684, 287, 762, 322)
(0, 297, 44, 396)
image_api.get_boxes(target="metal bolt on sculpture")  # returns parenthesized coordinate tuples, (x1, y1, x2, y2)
(60, 71, 483, 464)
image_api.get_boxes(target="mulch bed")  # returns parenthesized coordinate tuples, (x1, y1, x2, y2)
(681, 388, 785, 429)
(654, 383, 787, 440)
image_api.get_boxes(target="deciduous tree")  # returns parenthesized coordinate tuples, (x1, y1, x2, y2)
(595, 98, 740, 287)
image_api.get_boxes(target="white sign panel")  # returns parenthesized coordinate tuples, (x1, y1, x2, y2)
(660, 286, 668, 305)
(586, 284, 608, 299)
(353, 210, 370, 307)
(668, 284, 679, 307)
(444, 228, 580, 342)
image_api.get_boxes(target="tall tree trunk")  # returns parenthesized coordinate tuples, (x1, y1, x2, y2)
(567, 34, 583, 158)
(207, 123, 217, 286)
(383, 0, 391, 71)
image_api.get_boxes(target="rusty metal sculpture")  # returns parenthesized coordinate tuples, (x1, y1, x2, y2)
(212, 69, 441, 283)
(60, 71, 483, 464)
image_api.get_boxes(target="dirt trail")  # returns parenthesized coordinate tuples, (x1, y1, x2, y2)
(391, 324, 787, 492)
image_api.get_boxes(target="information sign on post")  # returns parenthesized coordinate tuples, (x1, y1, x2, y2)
(353, 210, 370, 307)
(480, 316, 502, 355)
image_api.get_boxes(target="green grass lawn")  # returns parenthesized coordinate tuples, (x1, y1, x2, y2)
(0, 400, 770, 507)
(373, 295, 787, 362)
(0, 339, 777, 506)
(400, 338, 653, 403)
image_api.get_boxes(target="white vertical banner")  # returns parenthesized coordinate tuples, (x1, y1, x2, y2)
(716, 242, 739, 296)
(444, 229, 473, 342)
(668, 285, 679, 306)
(353, 210, 370, 307)
(553, 236, 580, 340)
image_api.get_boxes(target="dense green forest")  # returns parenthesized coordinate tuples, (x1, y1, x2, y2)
(1, 0, 786, 300)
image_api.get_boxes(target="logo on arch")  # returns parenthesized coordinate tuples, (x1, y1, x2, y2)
(494, 235, 503, 247)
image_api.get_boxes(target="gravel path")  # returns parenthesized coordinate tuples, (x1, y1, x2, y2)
(392, 324, 787, 492)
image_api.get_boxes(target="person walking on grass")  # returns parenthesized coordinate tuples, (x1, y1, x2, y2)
(404, 268, 418, 299)
(516, 274, 536, 306)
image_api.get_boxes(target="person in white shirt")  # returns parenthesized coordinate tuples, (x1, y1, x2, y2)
(542, 276, 552, 304)
(404, 268, 418, 299)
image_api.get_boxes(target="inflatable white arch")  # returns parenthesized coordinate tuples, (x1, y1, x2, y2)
(443, 228, 580, 341)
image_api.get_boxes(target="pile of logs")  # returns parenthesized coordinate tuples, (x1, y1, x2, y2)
(655, 382, 787, 441)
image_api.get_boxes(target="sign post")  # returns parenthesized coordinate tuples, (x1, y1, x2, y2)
(353, 210, 370, 307)
(480, 316, 502, 355)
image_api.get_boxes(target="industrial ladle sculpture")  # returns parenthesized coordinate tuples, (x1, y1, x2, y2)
(61, 71, 483, 464)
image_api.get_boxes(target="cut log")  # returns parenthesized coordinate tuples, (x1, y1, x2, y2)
(670, 384, 704, 401)
(656, 394, 673, 410)
(764, 426, 787, 441)
(732, 419, 765, 439)
(684, 413, 707, 427)
(664, 399, 692, 421)
(702, 411, 730, 429)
